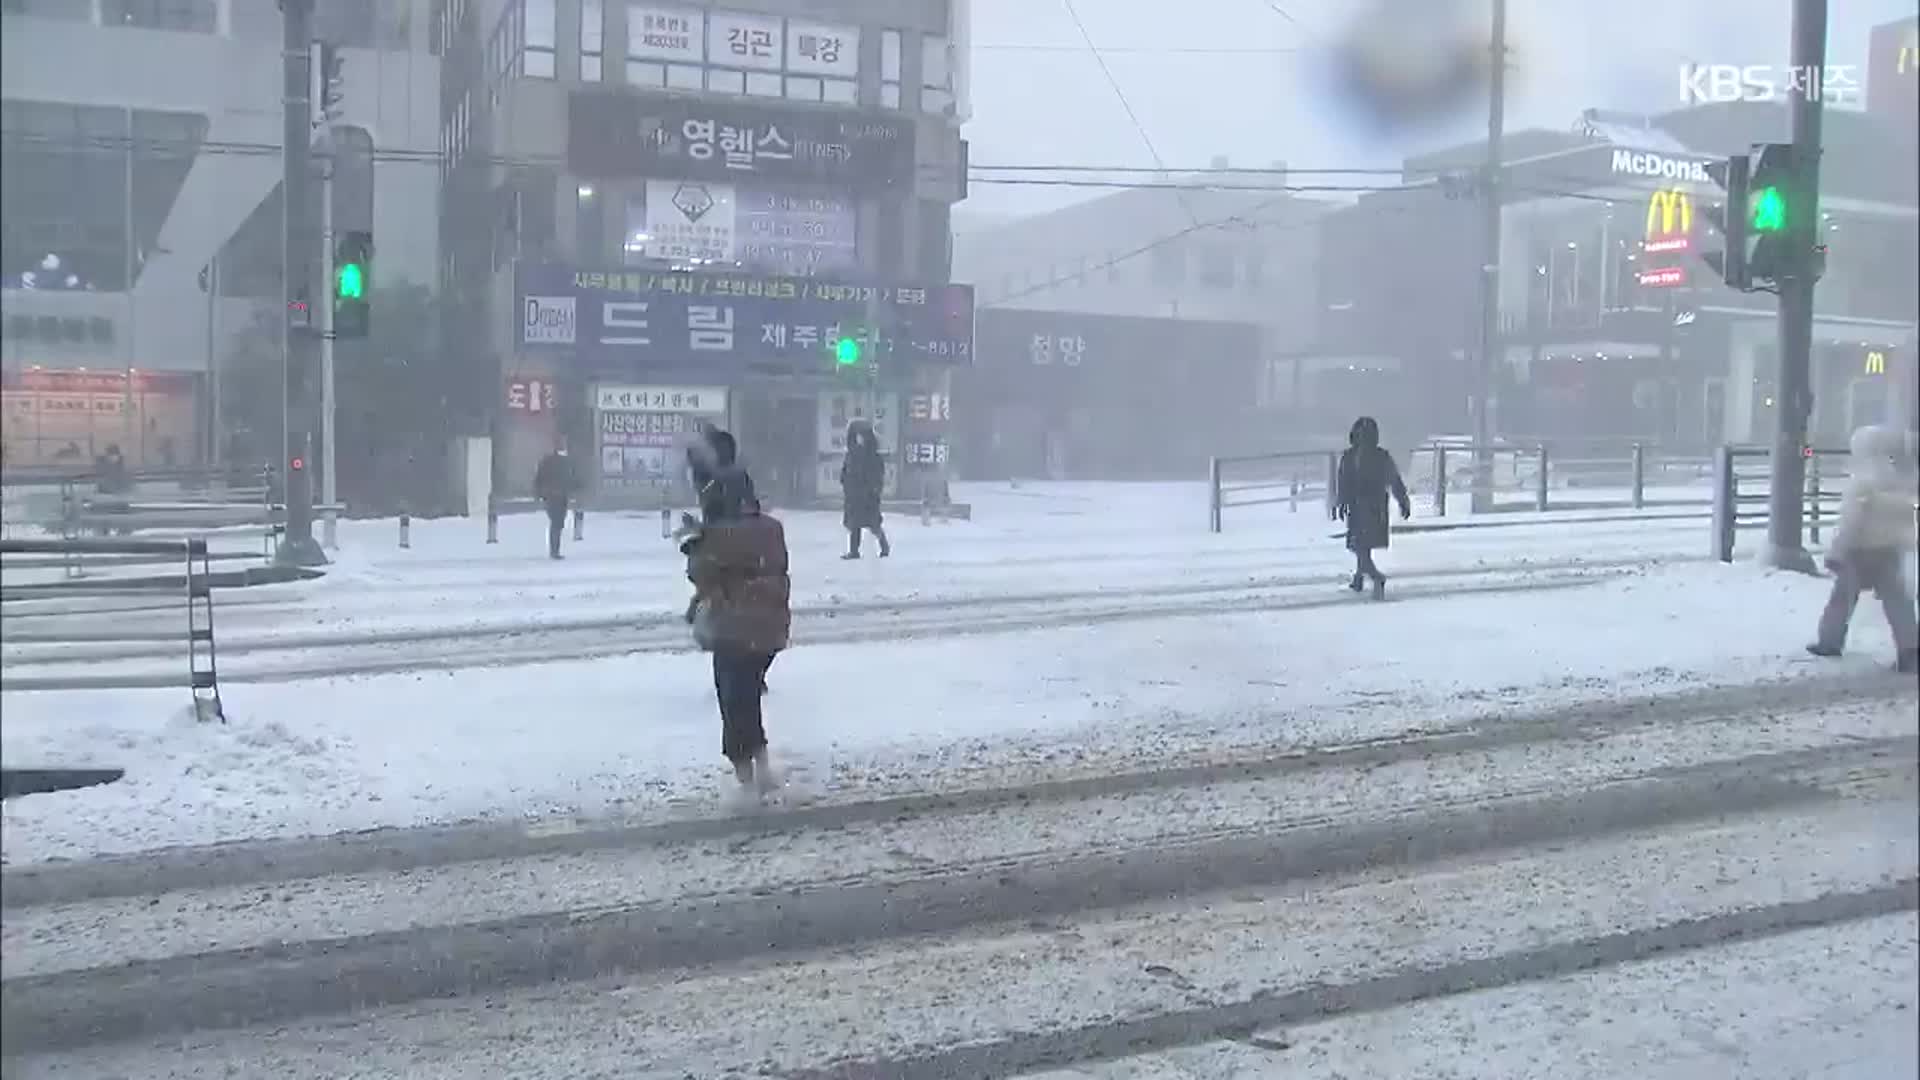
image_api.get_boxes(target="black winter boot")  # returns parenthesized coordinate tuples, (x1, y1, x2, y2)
(1899, 648, 1918, 675)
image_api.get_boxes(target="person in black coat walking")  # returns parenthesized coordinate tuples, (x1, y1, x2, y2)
(839, 419, 890, 559)
(1336, 416, 1411, 599)
(533, 439, 579, 559)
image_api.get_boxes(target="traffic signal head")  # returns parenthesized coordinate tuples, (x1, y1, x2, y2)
(1701, 154, 1751, 291)
(332, 230, 372, 338)
(1749, 184, 1786, 232)
(834, 335, 861, 366)
(1743, 143, 1797, 281)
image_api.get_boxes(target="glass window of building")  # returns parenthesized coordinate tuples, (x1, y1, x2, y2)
(580, 0, 603, 80)
(103, 0, 217, 33)
(523, 0, 555, 77)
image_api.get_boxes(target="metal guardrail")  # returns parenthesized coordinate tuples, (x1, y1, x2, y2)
(1710, 445, 1853, 563)
(1207, 441, 1719, 534)
(0, 537, 225, 720)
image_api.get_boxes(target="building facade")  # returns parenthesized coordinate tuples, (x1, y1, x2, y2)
(1305, 105, 1918, 455)
(437, 0, 973, 504)
(948, 165, 1330, 476)
(1, 0, 441, 470)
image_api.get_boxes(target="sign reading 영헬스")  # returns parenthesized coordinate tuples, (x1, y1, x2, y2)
(517, 264, 975, 377)
(567, 90, 914, 190)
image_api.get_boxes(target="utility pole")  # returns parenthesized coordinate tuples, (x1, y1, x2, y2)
(1764, 0, 1826, 572)
(277, 0, 326, 566)
(1472, 0, 1508, 512)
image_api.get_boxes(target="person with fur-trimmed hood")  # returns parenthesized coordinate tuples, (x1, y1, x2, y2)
(839, 419, 890, 559)
(1335, 415, 1411, 600)
(1806, 424, 1918, 673)
(679, 426, 790, 806)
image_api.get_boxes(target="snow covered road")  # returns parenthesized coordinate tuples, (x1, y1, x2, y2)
(2, 554, 1660, 686)
(4, 675, 1913, 1072)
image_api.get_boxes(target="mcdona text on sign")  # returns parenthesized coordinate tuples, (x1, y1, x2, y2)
(1610, 149, 1712, 184)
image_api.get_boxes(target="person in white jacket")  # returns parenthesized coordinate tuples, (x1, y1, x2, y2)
(1807, 424, 1918, 673)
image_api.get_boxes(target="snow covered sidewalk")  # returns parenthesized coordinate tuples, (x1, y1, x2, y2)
(4, 556, 1908, 865)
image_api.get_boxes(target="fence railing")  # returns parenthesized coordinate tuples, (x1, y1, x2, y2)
(0, 536, 225, 720)
(1710, 445, 1852, 562)
(1208, 441, 1719, 533)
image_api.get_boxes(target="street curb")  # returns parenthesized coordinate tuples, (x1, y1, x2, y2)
(0, 769, 124, 800)
(1, 564, 323, 599)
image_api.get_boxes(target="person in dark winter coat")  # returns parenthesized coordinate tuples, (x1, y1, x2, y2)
(1336, 416, 1412, 599)
(683, 427, 769, 694)
(687, 428, 759, 523)
(839, 419, 890, 559)
(683, 460, 791, 806)
(533, 439, 579, 559)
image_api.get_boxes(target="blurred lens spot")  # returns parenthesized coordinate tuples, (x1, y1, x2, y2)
(1330, 0, 1495, 134)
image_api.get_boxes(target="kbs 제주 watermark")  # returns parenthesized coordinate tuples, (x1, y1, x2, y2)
(1678, 63, 1862, 105)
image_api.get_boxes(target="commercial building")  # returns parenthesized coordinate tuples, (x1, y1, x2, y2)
(0, 0, 441, 470)
(1303, 104, 1918, 452)
(949, 163, 1329, 478)
(438, 0, 974, 505)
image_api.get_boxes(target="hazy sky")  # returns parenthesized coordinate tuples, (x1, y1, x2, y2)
(961, 0, 1916, 220)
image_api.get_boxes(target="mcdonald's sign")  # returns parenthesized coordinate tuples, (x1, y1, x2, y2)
(1644, 188, 1693, 254)
(1865, 349, 1887, 375)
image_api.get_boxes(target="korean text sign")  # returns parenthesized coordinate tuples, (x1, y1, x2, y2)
(567, 90, 914, 191)
(517, 264, 975, 377)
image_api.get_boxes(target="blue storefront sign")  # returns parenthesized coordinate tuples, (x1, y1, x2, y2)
(516, 264, 975, 377)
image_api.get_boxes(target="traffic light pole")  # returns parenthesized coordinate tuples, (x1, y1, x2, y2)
(319, 132, 338, 551)
(1764, 0, 1826, 573)
(277, 0, 326, 567)
(1471, 0, 1507, 512)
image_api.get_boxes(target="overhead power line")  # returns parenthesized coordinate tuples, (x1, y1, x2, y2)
(1053, 0, 1197, 228)
(973, 43, 1303, 54)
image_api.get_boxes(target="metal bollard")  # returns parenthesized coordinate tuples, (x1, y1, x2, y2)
(572, 507, 584, 542)
(1630, 443, 1646, 510)
(399, 512, 412, 550)
(660, 506, 673, 539)
(1207, 456, 1223, 533)
(1289, 476, 1299, 513)
(921, 497, 932, 526)
(1534, 444, 1551, 513)
(1433, 445, 1448, 518)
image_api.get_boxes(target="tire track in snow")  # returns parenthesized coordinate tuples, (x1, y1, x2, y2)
(0, 562, 1652, 688)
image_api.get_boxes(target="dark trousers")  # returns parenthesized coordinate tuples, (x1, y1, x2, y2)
(1353, 548, 1383, 582)
(544, 501, 568, 556)
(714, 649, 775, 764)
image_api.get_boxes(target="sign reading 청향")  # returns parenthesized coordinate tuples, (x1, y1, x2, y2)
(567, 90, 914, 190)
(517, 265, 975, 377)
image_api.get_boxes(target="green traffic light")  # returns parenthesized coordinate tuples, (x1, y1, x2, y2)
(336, 262, 365, 300)
(834, 336, 860, 365)
(1750, 186, 1786, 233)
